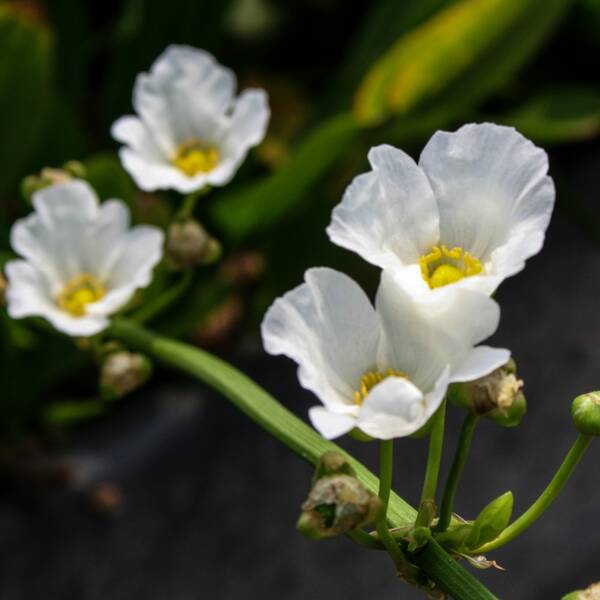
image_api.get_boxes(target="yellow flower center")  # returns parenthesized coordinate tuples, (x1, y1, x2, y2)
(56, 274, 105, 317)
(172, 139, 220, 177)
(419, 245, 483, 289)
(354, 368, 407, 405)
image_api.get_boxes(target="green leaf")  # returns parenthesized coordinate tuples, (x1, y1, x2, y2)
(497, 87, 600, 144)
(210, 113, 361, 242)
(43, 399, 106, 426)
(0, 4, 53, 193)
(465, 491, 513, 550)
(84, 152, 136, 206)
(110, 318, 498, 599)
(354, 0, 571, 125)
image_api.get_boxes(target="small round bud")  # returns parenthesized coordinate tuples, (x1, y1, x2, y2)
(449, 359, 526, 427)
(100, 351, 152, 399)
(562, 582, 600, 600)
(166, 219, 221, 269)
(21, 164, 78, 203)
(297, 474, 381, 540)
(62, 160, 86, 179)
(572, 392, 600, 436)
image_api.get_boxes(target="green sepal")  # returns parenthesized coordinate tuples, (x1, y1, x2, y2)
(572, 392, 600, 436)
(464, 492, 513, 550)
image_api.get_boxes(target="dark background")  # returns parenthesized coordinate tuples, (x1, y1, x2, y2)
(0, 0, 599, 598)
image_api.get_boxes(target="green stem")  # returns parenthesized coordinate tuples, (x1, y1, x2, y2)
(376, 440, 412, 570)
(419, 399, 446, 506)
(109, 319, 497, 599)
(129, 271, 193, 325)
(472, 434, 592, 555)
(179, 187, 211, 218)
(437, 412, 479, 533)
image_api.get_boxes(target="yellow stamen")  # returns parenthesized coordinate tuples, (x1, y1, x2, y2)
(57, 274, 105, 317)
(419, 244, 483, 289)
(172, 139, 220, 177)
(354, 368, 407, 405)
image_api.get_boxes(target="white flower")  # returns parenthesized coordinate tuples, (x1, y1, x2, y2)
(261, 267, 509, 440)
(111, 45, 270, 193)
(327, 123, 555, 297)
(6, 180, 164, 337)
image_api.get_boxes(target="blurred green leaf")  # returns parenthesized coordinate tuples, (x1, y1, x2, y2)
(84, 152, 136, 206)
(0, 4, 53, 193)
(330, 0, 452, 107)
(210, 113, 360, 242)
(355, 0, 572, 125)
(44, 399, 106, 426)
(497, 87, 600, 143)
(465, 491, 513, 550)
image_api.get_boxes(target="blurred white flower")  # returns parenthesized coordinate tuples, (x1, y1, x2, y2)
(328, 123, 555, 297)
(6, 180, 164, 337)
(261, 267, 509, 440)
(111, 45, 270, 193)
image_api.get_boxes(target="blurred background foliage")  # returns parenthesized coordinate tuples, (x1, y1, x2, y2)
(0, 0, 598, 443)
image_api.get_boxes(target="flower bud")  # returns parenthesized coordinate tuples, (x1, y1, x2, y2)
(572, 392, 600, 436)
(449, 359, 526, 427)
(166, 219, 222, 269)
(21, 162, 84, 203)
(562, 582, 600, 600)
(297, 452, 381, 539)
(100, 351, 152, 399)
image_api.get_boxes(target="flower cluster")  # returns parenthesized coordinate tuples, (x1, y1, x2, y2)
(5, 46, 270, 337)
(262, 123, 555, 440)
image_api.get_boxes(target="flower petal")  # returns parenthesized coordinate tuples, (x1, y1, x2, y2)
(449, 346, 511, 383)
(261, 267, 380, 412)
(327, 144, 439, 270)
(419, 123, 554, 272)
(221, 89, 270, 155)
(357, 377, 426, 439)
(308, 406, 356, 440)
(376, 271, 501, 389)
(110, 116, 165, 162)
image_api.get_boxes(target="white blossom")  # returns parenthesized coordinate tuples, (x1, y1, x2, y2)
(6, 180, 164, 336)
(112, 45, 270, 193)
(328, 123, 555, 298)
(262, 267, 509, 440)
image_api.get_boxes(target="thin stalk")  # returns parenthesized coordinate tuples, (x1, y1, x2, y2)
(437, 412, 479, 532)
(178, 186, 211, 218)
(419, 399, 446, 506)
(375, 440, 412, 570)
(472, 434, 592, 555)
(129, 271, 193, 325)
(110, 319, 498, 599)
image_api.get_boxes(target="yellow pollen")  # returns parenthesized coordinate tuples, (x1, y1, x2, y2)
(354, 368, 407, 405)
(419, 245, 483, 289)
(172, 139, 220, 177)
(56, 274, 105, 317)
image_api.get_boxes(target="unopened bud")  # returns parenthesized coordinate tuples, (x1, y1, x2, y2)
(297, 452, 381, 539)
(100, 351, 152, 399)
(449, 359, 526, 427)
(21, 161, 85, 203)
(166, 219, 221, 269)
(572, 392, 600, 436)
(563, 582, 600, 600)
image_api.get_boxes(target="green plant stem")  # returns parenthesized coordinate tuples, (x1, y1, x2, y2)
(437, 412, 479, 533)
(179, 187, 210, 218)
(129, 271, 194, 325)
(419, 399, 446, 506)
(109, 319, 498, 599)
(472, 434, 592, 555)
(375, 440, 412, 571)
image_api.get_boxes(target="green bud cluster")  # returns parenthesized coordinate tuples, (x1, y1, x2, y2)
(21, 161, 86, 202)
(166, 218, 222, 270)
